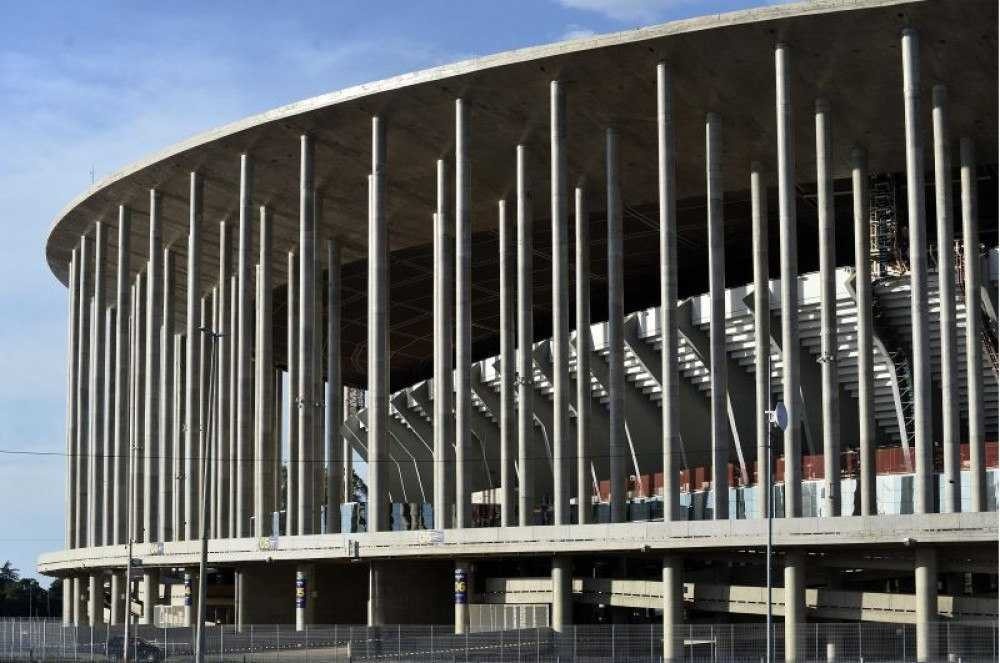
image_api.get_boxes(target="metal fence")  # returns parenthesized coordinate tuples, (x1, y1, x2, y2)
(1, 620, 997, 662)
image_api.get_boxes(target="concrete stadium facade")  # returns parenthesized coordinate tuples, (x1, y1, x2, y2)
(38, 0, 999, 660)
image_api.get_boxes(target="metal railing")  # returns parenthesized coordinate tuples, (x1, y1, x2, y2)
(2, 619, 997, 661)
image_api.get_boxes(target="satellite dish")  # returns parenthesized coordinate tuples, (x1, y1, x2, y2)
(772, 402, 789, 431)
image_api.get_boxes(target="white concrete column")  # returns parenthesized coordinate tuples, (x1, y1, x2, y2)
(915, 547, 938, 662)
(144, 190, 161, 544)
(65, 249, 79, 552)
(236, 154, 254, 537)
(550, 82, 570, 526)
(88, 573, 103, 626)
(203, 292, 215, 538)
(932, 85, 959, 514)
(368, 116, 389, 532)
(326, 238, 343, 533)
(784, 551, 805, 663)
(454, 560, 471, 634)
(138, 570, 158, 625)
(133, 272, 146, 542)
(257, 205, 275, 536)
(108, 572, 123, 625)
(114, 207, 130, 545)
(76, 235, 90, 549)
(516, 145, 534, 527)
(159, 247, 173, 542)
(182, 571, 194, 627)
(185, 172, 202, 541)
(295, 565, 313, 631)
(71, 576, 82, 626)
(299, 135, 318, 535)
(606, 127, 626, 524)
(499, 198, 516, 527)
(455, 98, 471, 528)
(852, 148, 875, 516)
(550, 556, 571, 632)
(62, 576, 76, 627)
(229, 275, 238, 536)
(657, 62, 680, 522)
(217, 220, 231, 538)
(91, 222, 107, 547)
(815, 99, 840, 517)
(172, 332, 184, 541)
(574, 185, 591, 525)
(706, 113, 728, 520)
(367, 562, 384, 626)
(961, 138, 985, 512)
(662, 555, 682, 662)
(751, 163, 770, 517)
(775, 43, 801, 518)
(901, 28, 933, 514)
(102, 307, 115, 546)
(62, 575, 73, 626)
(434, 159, 454, 529)
(287, 250, 299, 536)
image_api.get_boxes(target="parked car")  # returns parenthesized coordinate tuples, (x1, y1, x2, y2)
(105, 635, 164, 662)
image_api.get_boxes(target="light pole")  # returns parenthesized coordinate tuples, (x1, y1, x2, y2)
(194, 326, 222, 663)
(123, 397, 138, 662)
(764, 389, 788, 663)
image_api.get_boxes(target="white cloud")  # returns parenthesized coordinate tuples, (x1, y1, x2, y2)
(561, 24, 598, 40)
(556, 0, 690, 23)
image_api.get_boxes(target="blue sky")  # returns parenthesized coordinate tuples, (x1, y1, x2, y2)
(0, 0, 778, 582)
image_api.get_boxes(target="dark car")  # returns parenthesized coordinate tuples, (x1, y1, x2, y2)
(105, 635, 165, 662)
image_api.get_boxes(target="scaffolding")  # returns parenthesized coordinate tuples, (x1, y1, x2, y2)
(869, 173, 907, 279)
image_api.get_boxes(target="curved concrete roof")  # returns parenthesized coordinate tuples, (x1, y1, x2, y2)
(44, 0, 998, 387)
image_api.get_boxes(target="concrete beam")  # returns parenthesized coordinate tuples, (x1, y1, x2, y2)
(623, 314, 710, 470)
(677, 300, 754, 472)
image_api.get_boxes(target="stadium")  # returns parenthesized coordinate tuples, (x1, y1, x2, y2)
(34, 0, 999, 660)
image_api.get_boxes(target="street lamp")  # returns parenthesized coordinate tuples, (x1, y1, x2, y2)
(763, 399, 788, 663)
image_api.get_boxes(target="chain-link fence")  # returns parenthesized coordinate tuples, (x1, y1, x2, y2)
(1, 619, 997, 662)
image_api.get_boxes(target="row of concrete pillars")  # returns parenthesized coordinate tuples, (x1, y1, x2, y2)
(62, 545, 945, 663)
(63, 21, 989, 562)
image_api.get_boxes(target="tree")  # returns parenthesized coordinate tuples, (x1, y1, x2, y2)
(0, 561, 61, 618)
